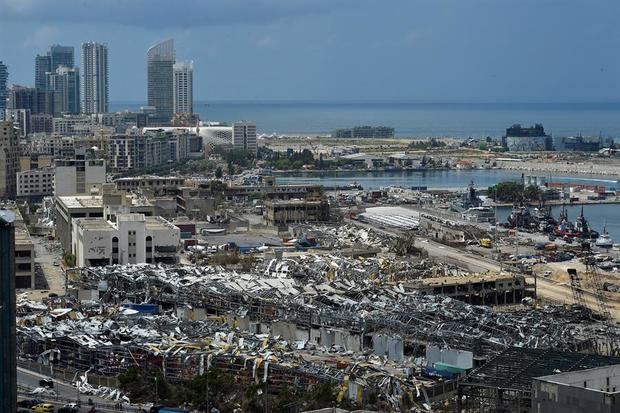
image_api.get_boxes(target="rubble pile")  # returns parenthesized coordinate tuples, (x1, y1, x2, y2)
(16, 303, 434, 410)
(262, 254, 461, 282)
(302, 224, 394, 250)
(68, 264, 602, 354)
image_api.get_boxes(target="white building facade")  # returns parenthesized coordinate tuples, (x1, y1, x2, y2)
(17, 167, 55, 197)
(173, 61, 193, 114)
(72, 213, 180, 267)
(54, 157, 106, 196)
(232, 121, 257, 153)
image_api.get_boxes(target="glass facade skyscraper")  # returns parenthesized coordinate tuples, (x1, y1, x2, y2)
(147, 39, 175, 125)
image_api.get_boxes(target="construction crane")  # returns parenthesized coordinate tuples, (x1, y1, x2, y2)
(583, 255, 618, 355)
(567, 267, 589, 315)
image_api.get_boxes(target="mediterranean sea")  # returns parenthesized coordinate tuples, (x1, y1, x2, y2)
(110, 101, 620, 138)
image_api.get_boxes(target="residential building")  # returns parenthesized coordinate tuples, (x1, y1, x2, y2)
(232, 121, 257, 153)
(108, 135, 136, 171)
(31, 114, 53, 134)
(0, 209, 16, 413)
(114, 175, 185, 192)
(0, 121, 18, 199)
(17, 166, 55, 198)
(7, 85, 54, 115)
(147, 39, 175, 124)
(54, 154, 106, 196)
(173, 60, 193, 114)
(31, 134, 75, 157)
(7, 85, 37, 113)
(81, 42, 109, 114)
(19, 154, 53, 172)
(72, 213, 180, 267)
(52, 115, 100, 135)
(46, 65, 80, 114)
(0, 61, 7, 120)
(4, 109, 31, 137)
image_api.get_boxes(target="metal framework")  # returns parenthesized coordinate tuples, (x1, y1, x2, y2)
(456, 347, 620, 412)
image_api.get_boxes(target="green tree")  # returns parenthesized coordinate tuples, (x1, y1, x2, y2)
(215, 166, 223, 178)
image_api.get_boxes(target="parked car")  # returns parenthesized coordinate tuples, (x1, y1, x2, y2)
(17, 399, 43, 408)
(32, 403, 55, 413)
(58, 407, 80, 413)
(39, 378, 54, 388)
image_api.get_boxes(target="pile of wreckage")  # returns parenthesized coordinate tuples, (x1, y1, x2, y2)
(16, 299, 440, 410)
(262, 254, 463, 282)
(65, 264, 607, 355)
(298, 224, 394, 250)
(17, 263, 615, 410)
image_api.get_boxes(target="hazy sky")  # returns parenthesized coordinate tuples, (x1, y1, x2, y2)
(0, 0, 618, 103)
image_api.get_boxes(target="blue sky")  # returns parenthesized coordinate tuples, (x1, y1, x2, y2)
(0, 0, 618, 103)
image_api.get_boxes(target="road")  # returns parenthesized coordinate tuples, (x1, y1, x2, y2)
(17, 367, 139, 413)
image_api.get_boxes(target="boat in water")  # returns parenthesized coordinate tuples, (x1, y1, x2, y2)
(450, 181, 496, 223)
(596, 225, 614, 248)
(554, 206, 599, 239)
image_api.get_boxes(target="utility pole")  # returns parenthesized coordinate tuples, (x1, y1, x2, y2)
(155, 376, 158, 406)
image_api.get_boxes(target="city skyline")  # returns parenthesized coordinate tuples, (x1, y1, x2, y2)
(0, 0, 619, 103)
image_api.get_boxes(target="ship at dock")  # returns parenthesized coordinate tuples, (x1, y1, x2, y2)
(503, 198, 557, 233)
(553, 206, 599, 239)
(450, 181, 496, 223)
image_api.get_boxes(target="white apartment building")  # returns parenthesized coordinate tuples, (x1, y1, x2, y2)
(17, 166, 55, 197)
(54, 157, 106, 196)
(173, 61, 193, 114)
(72, 213, 180, 267)
(232, 121, 257, 153)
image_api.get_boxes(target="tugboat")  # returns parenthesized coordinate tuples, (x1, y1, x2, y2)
(554, 206, 599, 239)
(450, 181, 495, 223)
(595, 224, 614, 249)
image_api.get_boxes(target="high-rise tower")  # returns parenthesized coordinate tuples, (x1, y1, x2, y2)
(147, 39, 175, 124)
(81, 42, 109, 114)
(0, 61, 7, 120)
(173, 60, 193, 114)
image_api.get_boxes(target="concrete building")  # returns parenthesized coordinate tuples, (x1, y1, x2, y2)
(147, 39, 175, 125)
(403, 274, 529, 306)
(17, 166, 55, 198)
(46, 65, 80, 114)
(72, 213, 180, 267)
(31, 134, 75, 157)
(332, 126, 395, 139)
(31, 114, 53, 134)
(114, 175, 185, 192)
(54, 154, 106, 196)
(35, 54, 52, 91)
(8, 85, 37, 113)
(503, 123, 552, 152)
(19, 154, 54, 173)
(0, 61, 7, 120)
(12, 207, 35, 289)
(264, 198, 330, 226)
(0, 209, 16, 413)
(52, 115, 101, 135)
(555, 135, 614, 152)
(173, 60, 193, 114)
(232, 121, 257, 153)
(0, 121, 19, 199)
(532, 365, 620, 413)
(49, 44, 75, 72)
(55, 189, 154, 252)
(4, 108, 31, 137)
(81, 42, 109, 114)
